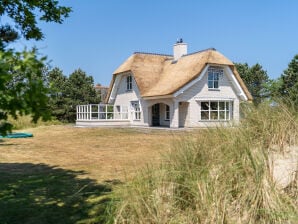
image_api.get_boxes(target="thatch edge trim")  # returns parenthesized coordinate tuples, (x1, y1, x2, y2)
(230, 65, 253, 101)
(105, 71, 131, 104)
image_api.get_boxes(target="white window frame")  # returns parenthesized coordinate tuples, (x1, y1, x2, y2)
(165, 105, 170, 121)
(200, 101, 231, 121)
(126, 75, 132, 91)
(208, 67, 223, 89)
(131, 101, 141, 120)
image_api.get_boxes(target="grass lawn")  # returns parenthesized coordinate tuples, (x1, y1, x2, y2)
(0, 125, 178, 224)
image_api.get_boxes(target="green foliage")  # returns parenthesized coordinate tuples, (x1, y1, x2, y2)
(235, 62, 269, 104)
(0, 49, 51, 135)
(0, 0, 71, 47)
(278, 55, 298, 110)
(263, 78, 283, 99)
(0, 0, 71, 134)
(47, 68, 100, 122)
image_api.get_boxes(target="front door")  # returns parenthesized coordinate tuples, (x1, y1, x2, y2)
(152, 104, 160, 126)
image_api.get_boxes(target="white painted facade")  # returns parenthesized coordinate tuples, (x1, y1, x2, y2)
(76, 64, 247, 128)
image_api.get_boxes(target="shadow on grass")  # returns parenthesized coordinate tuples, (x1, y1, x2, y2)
(0, 163, 117, 224)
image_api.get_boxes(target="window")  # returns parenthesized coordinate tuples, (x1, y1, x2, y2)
(200, 101, 231, 121)
(131, 101, 141, 120)
(208, 67, 223, 89)
(165, 105, 170, 120)
(127, 75, 132, 91)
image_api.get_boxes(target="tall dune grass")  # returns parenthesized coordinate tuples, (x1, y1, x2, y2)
(108, 103, 298, 224)
(8, 115, 61, 130)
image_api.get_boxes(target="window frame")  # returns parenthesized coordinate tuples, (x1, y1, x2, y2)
(165, 105, 170, 121)
(200, 101, 231, 121)
(131, 101, 141, 120)
(207, 67, 223, 89)
(126, 75, 132, 91)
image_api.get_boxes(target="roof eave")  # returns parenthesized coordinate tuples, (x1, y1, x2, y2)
(142, 94, 173, 100)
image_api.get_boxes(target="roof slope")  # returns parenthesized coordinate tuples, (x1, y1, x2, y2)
(107, 49, 252, 101)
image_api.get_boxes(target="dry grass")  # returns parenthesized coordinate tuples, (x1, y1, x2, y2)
(111, 104, 298, 224)
(0, 125, 177, 182)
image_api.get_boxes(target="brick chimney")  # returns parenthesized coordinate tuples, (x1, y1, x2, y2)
(173, 38, 187, 60)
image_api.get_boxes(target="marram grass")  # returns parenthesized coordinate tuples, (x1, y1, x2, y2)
(107, 103, 297, 224)
(8, 114, 61, 130)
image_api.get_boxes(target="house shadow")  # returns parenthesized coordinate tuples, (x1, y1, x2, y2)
(0, 163, 118, 224)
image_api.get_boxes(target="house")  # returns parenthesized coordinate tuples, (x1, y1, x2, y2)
(76, 40, 252, 128)
(94, 84, 109, 103)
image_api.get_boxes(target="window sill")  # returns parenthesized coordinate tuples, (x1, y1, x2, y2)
(208, 88, 220, 91)
(164, 119, 170, 121)
(126, 90, 132, 92)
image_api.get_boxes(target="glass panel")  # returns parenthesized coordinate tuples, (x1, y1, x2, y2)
(99, 113, 106, 119)
(210, 102, 218, 110)
(91, 105, 98, 112)
(219, 111, 225, 120)
(208, 73, 213, 80)
(127, 76, 132, 90)
(166, 105, 170, 112)
(201, 101, 209, 110)
(208, 81, 213, 88)
(226, 111, 230, 120)
(210, 111, 218, 120)
(226, 102, 230, 111)
(219, 102, 225, 110)
(166, 112, 170, 120)
(99, 105, 105, 112)
(214, 73, 219, 80)
(107, 105, 114, 112)
(201, 111, 209, 120)
(214, 81, 219, 88)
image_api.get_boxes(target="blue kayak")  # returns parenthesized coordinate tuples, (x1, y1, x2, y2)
(0, 133, 33, 138)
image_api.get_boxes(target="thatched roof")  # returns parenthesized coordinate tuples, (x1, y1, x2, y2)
(106, 49, 252, 101)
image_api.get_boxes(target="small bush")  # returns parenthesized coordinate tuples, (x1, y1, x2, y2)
(108, 103, 298, 224)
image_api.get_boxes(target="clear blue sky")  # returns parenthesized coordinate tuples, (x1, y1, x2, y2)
(9, 0, 298, 86)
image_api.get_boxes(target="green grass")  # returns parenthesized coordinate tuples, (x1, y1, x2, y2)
(0, 163, 117, 224)
(109, 103, 298, 224)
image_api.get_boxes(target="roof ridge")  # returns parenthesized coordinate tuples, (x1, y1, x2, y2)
(183, 48, 216, 57)
(134, 52, 173, 57)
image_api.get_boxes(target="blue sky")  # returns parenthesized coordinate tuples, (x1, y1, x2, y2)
(8, 0, 298, 86)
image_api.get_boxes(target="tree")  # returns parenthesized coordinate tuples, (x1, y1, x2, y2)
(0, 1, 71, 134)
(46, 68, 100, 123)
(46, 67, 68, 121)
(0, 0, 71, 47)
(278, 55, 298, 109)
(0, 49, 51, 134)
(235, 63, 269, 105)
(65, 69, 100, 122)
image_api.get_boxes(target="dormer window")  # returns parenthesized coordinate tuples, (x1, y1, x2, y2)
(126, 75, 132, 91)
(208, 67, 223, 89)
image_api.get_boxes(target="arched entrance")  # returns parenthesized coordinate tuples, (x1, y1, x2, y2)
(150, 103, 170, 127)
